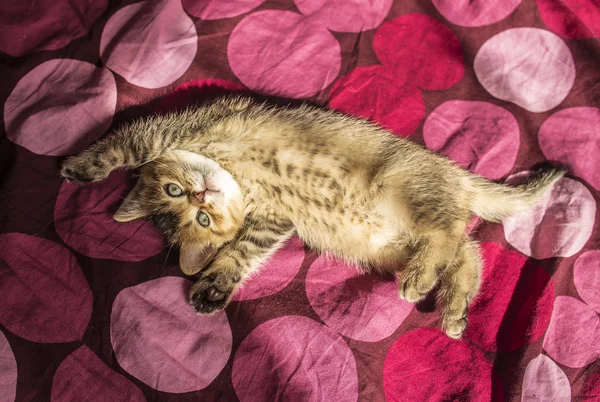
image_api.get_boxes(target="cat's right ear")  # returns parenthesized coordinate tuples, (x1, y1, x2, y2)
(114, 181, 148, 222)
(179, 242, 218, 275)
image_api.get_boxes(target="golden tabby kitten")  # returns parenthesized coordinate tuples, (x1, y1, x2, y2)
(61, 96, 564, 338)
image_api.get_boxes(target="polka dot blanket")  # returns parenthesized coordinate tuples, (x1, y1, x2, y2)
(1, 0, 599, 401)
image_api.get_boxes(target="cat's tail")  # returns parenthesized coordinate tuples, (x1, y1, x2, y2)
(466, 166, 566, 222)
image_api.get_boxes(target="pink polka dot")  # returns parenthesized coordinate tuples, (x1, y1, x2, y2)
(521, 355, 571, 401)
(232, 316, 358, 402)
(111, 277, 232, 393)
(543, 296, 600, 368)
(384, 328, 504, 401)
(464, 243, 554, 352)
(329, 65, 424, 136)
(0, 332, 17, 402)
(100, 0, 197, 89)
(0, 233, 92, 343)
(537, 0, 600, 39)
(155, 79, 247, 114)
(432, 0, 521, 27)
(228, 10, 341, 98)
(305, 256, 413, 342)
(423, 100, 519, 180)
(474, 28, 575, 113)
(294, 0, 392, 32)
(503, 177, 595, 259)
(0, 0, 107, 57)
(574, 250, 600, 313)
(373, 14, 465, 91)
(233, 237, 304, 301)
(182, 0, 265, 19)
(539, 107, 600, 190)
(55, 171, 165, 262)
(51, 345, 145, 402)
(4, 59, 116, 156)
(582, 372, 600, 400)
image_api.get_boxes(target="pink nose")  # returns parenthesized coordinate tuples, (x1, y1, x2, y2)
(193, 191, 205, 201)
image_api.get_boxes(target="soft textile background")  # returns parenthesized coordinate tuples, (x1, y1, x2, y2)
(0, 0, 599, 401)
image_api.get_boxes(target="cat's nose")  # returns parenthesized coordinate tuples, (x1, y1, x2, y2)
(193, 191, 205, 201)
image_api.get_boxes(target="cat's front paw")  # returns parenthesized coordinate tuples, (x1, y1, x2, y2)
(61, 155, 112, 183)
(189, 263, 242, 314)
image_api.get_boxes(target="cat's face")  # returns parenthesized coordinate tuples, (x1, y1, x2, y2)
(114, 150, 244, 275)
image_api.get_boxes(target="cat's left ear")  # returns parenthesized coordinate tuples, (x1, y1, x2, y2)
(114, 181, 148, 222)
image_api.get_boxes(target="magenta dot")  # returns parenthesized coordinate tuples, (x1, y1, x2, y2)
(464, 243, 554, 352)
(233, 237, 304, 301)
(111, 277, 232, 393)
(155, 79, 247, 114)
(305, 256, 413, 342)
(503, 177, 595, 259)
(329, 65, 424, 136)
(432, 0, 521, 27)
(232, 316, 358, 402)
(4, 59, 116, 156)
(539, 107, 600, 190)
(384, 328, 504, 401)
(373, 14, 465, 91)
(100, 0, 197, 89)
(55, 171, 165, 262)
(0, 233, 92, 343)
(574, 250, 600, 313)
(537, 0, 600, 39)
(182, 0, 265, 19)
(294, 0, 392, 32)
(228, 10, 341, 98)
(474, 28, 575, 113)
(521, 355, 571, 401)
(0, 0, 107, 57)
(423, 100, 519, 180)
(51, 345, 145, 402)
(543, 296, 600, 368)
(0, 332, 17, 402)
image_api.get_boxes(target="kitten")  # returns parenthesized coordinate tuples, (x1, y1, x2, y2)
(61, 96, 564, 339)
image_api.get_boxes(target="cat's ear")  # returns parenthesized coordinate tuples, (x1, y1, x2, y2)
(179, 242, 218, 275)
(114, 181, 148, 222)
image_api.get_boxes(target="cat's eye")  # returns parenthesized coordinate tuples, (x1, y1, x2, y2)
(165, 183, 183, 197)
(197, 211, 210, 227)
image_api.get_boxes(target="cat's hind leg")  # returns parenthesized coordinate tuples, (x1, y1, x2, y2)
(398, 227, 463, 303)
(438, 238, 482, 339)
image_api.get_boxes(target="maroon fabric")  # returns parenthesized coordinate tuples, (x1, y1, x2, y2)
(1, 1, 599, 401)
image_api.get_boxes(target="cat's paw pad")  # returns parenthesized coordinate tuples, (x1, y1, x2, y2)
(61, 156, 110, 183)
(189, 269, 240, 314)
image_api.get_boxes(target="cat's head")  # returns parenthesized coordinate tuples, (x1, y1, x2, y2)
(114, 150, 244, 275)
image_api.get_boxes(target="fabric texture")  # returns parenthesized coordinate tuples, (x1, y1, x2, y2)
(1, 0, 599, 401)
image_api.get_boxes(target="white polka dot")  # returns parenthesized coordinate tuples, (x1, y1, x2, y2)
(522, 355, 571, 401)
(573, 250, 600, 313)
(503, 177, 595, 259)
(474, 28, 575, 113)
(423, 100, 520, 180)
(4, 59, 116, 156)
(100, 0, 197, 89)
(0, 332, 17, 402)
(111, 277, 232, 393)
(228, 10, 341, 98)
(306, 256, 413, 342)
(543, 296, 600, 368)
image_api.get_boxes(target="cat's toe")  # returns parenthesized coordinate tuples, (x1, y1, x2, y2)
(443, 316, 468, 339)
(61, 157, 109, 183)
(398, 276, 431, 303)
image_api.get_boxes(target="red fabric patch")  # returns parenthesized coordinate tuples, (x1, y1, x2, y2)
(329, 65, 424, 136)
(464, 242, 554, 352)
(537, 0, 600, 39)
(384, 328, 504, 401)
